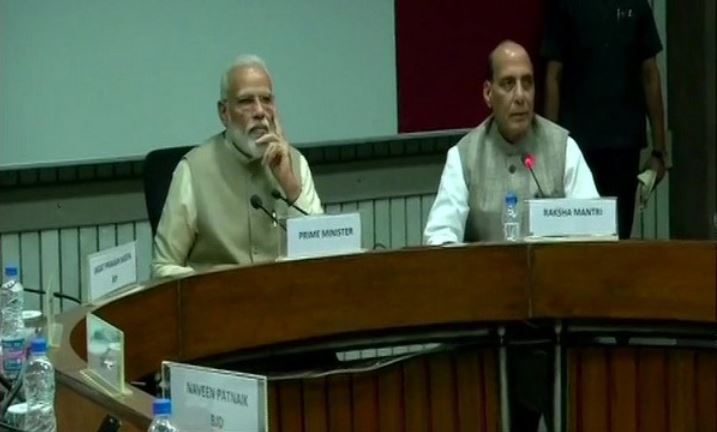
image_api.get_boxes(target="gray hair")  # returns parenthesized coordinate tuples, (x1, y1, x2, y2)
(219, 54, 271, 100)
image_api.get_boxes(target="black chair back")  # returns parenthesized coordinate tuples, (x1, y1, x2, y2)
(143, 146, 194, 235)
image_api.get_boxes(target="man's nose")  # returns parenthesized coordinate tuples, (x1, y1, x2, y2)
(514, 84, 526, 105)
(252, 98, 266, 118)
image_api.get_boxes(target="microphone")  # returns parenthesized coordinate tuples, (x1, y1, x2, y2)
(271, 188, 308, 215)
(522, 153, 546, 198)
(23, 287, 82, 305)
(250, 195, 286, 230)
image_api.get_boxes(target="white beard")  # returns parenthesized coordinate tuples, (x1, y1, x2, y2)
(226, 124, 264, 159)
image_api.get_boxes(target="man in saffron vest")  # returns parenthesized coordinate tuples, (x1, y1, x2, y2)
(152, 55, 323, 278)
(424, 41, 598, 245)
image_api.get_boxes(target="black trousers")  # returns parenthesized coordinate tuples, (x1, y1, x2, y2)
(581, 148, 642, 239)
(510, 347, 553, 431)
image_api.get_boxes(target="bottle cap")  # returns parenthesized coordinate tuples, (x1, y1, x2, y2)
(4, 266, 18, 277)
(153, 398, 172, 416)
(30, 337, 48, 354)
(505, 192, 518, 206)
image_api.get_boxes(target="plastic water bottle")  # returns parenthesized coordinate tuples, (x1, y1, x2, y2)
(23, 337, 57, 432)
(1, 266, 26, 382)
(6, 402, 28, 429)
(148, 398, 178, 432)
(503, 192, 521, 242)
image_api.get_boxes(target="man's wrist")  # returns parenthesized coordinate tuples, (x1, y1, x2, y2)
(280, 176, 301, 203)
(651, 149, 666, 162)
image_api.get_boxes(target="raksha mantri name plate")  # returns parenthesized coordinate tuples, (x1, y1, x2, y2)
(525, 198, 618, 241)
(284, 212, 361, 259)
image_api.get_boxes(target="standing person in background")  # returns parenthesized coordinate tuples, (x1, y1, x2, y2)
(542, 0, 668, 239)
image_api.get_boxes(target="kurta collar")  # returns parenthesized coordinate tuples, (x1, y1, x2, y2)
(485, 115, 537, 157)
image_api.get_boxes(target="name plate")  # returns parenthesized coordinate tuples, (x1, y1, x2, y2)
(87, 241, 137, 301)
(84, 313, 126, 395)
(527, 198, 617, 240)
(162, 361, 267, 432)
(285, 212, 361, 258)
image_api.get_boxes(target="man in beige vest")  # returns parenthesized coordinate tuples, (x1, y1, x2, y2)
(152, 55, 323, 278)
(424, 40, 598, 244)
(425, 41, 599, 431)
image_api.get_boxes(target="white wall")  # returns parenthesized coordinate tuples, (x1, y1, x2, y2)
(0, 0, 397, 168)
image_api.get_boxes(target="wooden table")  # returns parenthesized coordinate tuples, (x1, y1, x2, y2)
(51, 241, 716, 431)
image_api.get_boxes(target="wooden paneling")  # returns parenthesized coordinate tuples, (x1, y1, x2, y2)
(327, 375, 353, 430)
(179, 246, 528, 359)
(302, 378, 329, 432)
(268, 384, 282, 432)
(378, 361, 403, 432)
(610, 349, 638, 432)
(568, 348, 717, 431)
(637, 350, 668, 432)
(577, 349, 609, 432)
(277, 381, 303, 432)
(667, 351, 697, 431)
(268, 348, 499, 432)
(568, 350, 579, 432)
(455, 349, 484, 432)
(352, 374, 379, 432)
(531, 242, 717, 322)
(696, 353, 717, 432)
(429, 353, 457, 431)
(404, 357, 429, 432)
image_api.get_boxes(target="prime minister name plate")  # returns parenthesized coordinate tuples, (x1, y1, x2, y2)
(525, 198, 618, 241)
(284, 212, 362, 259)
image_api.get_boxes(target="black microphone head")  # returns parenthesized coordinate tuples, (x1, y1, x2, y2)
(250, 194, 263, 209)
(270, 188, 282, 200)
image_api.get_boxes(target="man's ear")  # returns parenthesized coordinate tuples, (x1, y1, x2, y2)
(483, 81, 492, 109)
(217, 100, 229, 127)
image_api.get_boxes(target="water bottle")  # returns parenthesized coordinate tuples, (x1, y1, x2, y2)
(6, 402, 28, 429)
(503, 192, 520, 242)
(148, 398, 179, 432)
(23, 337, 57, 432)
(1, 266, 26, 381)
